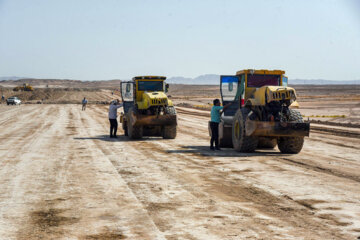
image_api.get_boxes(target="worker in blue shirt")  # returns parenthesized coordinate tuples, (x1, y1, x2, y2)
(210, 99, 231, 150)
(82, 97, 88, 111)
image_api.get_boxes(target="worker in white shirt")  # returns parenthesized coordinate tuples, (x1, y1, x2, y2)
(108, 99, 123, 138)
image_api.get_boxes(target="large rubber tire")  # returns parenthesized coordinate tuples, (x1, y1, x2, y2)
(218, 125, 233, 148)
(163, 106, 177, 139)
(165, 106, 177, 115)
(257, 137, 277, 149)
(277, 109, 305, 154)
(127, 108, 143, 139)
(162, 125, 177, 139)
(232, 108, 258, 152)
(122, 120, 128, 136)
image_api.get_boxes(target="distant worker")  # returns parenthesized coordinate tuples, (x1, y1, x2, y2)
(209, 99, 231, 150)
(82, 97, 88, 111)
(1, 95, 4, 103)
(108, 99, 123, 138)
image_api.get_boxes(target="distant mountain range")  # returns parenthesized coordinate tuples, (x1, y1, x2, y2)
(167, 75, 360, 85)
(167, 74, 220, 85)
(1, 75, 359, 85)
(0, 76, 28, 81)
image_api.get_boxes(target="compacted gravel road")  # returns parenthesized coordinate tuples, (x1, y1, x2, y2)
(0, 104, 359, 239)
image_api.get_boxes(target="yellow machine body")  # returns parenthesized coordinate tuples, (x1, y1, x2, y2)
(245, 85, 297, 106)
(235, 69, 309, 138)
(132, 77, 174, 110)
(137, 91, 174, 109)
(13, 83, 34, 92)
(120, 76, 177, 139)
(218, 69, 309, 153)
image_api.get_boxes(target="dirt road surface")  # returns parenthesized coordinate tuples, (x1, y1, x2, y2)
(0, 104, 359, 239)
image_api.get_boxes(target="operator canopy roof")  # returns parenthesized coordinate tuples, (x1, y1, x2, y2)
(236, 69, 285, 75)
(133, 76, 166, 81)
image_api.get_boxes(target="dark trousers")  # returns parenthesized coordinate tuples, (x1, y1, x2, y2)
(109, 119, 118, 137)
(210, 122, 219, 147)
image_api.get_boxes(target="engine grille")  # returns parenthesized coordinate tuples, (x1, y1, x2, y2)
(151, 98, 167, 105)
(272, 90, 294, 100)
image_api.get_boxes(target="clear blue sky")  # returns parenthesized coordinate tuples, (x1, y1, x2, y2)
(0, 0, 359, 80)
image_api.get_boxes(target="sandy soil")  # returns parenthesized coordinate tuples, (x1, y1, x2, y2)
(0, 104, 359, 239)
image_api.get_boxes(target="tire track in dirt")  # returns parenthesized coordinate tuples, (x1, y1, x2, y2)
(0, 105, 58, 159)
(179, 113, 359, 150)
(176, 108, 210, 118)
(78, 105, 358, 238)
(128, 137, 352, 239)
(15, 106, 95, 239)
(0, 106, 46, 147)
(176, 111, 360, 237)
(277, 157, 360, 183)
(177, 106, 360, 139)
(0, 105, 66, 239)
(71, 105, 167, 239)
(94, 105, 360, 185)
(311, 127, 360, 139)
(86, 107, 282, 239)
(308, 135, 359, 149)
(87, 105, 352, 239)
(11, 105, 164, 239)
(177, 107, 360, 184)
(0, 106, 21, 121)
(0, 106, 34, 126)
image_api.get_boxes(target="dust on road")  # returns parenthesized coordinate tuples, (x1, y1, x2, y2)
(0, 104, 359, 239)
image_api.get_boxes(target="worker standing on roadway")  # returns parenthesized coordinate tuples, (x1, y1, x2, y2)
(109, 99, 123, 138)
(82, 97, 88, 111)
(210, 99, 230, 150)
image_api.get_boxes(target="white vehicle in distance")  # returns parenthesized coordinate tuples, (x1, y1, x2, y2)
(6, 97, 22, 105)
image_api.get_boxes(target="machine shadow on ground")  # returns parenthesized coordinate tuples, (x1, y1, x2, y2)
(166, 145, 286, 157)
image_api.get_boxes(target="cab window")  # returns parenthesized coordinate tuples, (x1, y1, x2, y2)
(247, 74, 280, 87)
(138, 81, 163, 91)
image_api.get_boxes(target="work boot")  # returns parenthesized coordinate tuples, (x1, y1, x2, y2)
(210, 146, 215, 151)
(215, 147, 221, 151)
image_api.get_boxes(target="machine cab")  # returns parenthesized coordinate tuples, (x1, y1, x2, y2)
(120, 76, 169, 114)
(132, 76, 167, 102)
(220, 75, 244, 117)
(219, 75, 244, 126)
(121, 76, 167, 102)
(219, 70, 288, 122)
(235, 69, 287, 100)
(120, 81, 136, 114)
